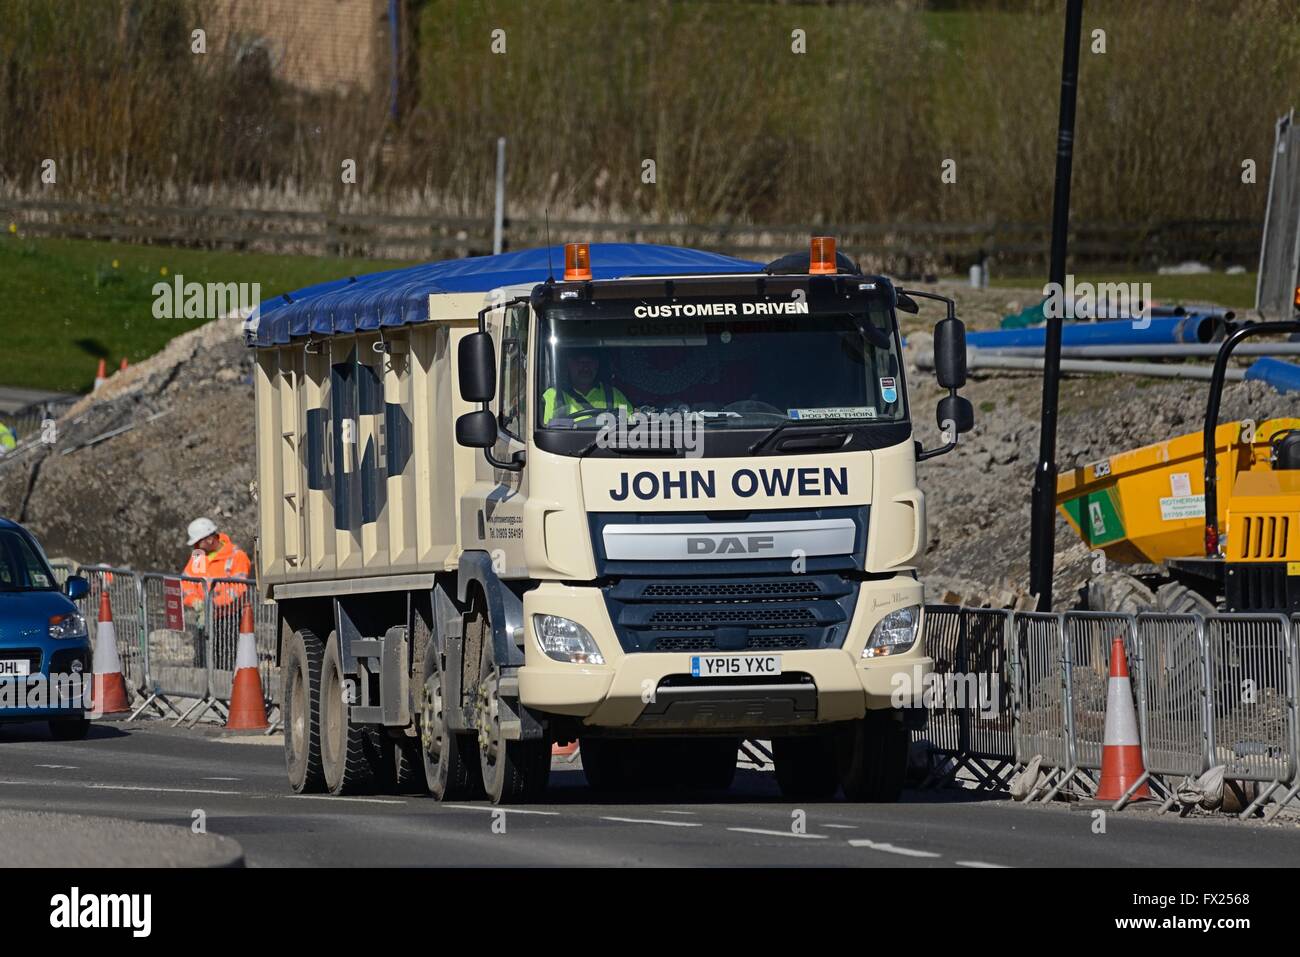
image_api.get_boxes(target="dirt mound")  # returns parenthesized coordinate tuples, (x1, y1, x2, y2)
(0, 314, 256, 572)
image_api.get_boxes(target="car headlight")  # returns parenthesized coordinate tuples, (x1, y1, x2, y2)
(48, 612, 88, 640)
(533, 614, 605, 664)
(863, 604, 920, 658)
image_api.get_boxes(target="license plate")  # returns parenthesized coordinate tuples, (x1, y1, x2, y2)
(0, 660, 31, 676)
(690, 655, 782, 678)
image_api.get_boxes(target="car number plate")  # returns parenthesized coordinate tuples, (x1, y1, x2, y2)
(0, 660, 32, 676)
(690, 655, 782, 678)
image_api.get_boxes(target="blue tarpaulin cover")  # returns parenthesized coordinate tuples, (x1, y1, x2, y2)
(245, 243, 764, 347)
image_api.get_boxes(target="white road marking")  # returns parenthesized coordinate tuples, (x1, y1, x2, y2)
(204, 776, 241, 781)
(34, 764, 77, 770)
(847, 839, 940, 858)
(659, 810, 696, 815)
(440, 804, 560, 816)
(87, 784, 242, 796)
(289, 795, 406, 805)
(727, 827, 828, 840)
(956, 860, 1008, 868)
(601, 816, 702, 828)
(822, 823, 857, 829)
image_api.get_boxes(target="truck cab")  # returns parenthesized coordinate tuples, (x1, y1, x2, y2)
(450, 240, 972, 801)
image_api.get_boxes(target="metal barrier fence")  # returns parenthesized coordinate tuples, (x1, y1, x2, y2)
(78, 565, 146, 699)
(1012, 612, 1072, 799)
(1205, 614, 1296, 818)
(916, 606, 1016, 789)
(137, 573, 214, 724)
(1136, 613, 1211, 811)
(206, 576, 278, 723)
(1063, 612, 1143, 796)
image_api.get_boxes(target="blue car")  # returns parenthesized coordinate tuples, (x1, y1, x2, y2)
(0, 518, 92, 739)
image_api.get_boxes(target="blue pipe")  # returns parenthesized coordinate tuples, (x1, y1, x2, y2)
(1244, 357, 1300, 393)
(967, 314, 1225, 349)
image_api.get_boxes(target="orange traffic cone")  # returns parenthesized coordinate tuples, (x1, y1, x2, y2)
(225, 604, 268, 730)
(91, 590, 130, 717)
(93, 359, 107, 391)
(552, 740, 579, 760)
(118, 357, 128, 372)
(1095, 635, 1150, 801)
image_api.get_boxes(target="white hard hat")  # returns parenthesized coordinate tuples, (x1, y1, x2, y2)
(187, 517, 217, 546)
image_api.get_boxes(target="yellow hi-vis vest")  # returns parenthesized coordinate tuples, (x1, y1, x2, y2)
(541, 383, 631, 424)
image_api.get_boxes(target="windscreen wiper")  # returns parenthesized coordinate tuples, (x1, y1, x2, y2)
(748, 421, 850, 455)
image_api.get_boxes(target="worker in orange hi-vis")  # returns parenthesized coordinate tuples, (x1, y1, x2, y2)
(181, 517, 252, 670)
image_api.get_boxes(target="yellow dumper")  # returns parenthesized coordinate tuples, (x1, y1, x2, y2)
(1056, 416, 1300, 614)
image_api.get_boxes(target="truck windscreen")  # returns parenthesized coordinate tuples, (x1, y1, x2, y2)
(536, 301, 906, 431)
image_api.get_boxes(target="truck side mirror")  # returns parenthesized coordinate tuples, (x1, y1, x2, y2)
(456, 409, 498, 449)
(63, 575, 89, 601)
(937, 394, 974, 435)
(458, 332, 496, 403)
(934, 317, 967, 389)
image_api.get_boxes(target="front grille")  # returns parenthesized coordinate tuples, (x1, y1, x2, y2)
(651, 634, 809, 652)
(642, 580, 822, 600)
(604, 574, 858, 653)
(647, 607, 817, 628)
(1235, 515, 1292, 560)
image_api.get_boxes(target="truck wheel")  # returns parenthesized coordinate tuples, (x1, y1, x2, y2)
(470, 601, 550, 804)
(1155, 581, 1217, 616)
(419, 637, 480, 800)
(321, 630, 382, 795)
(283, 628, 326, 794)
(678, 738, 740, 792)
(773, 734, 840, 800)
(838, 712, 909, 803)
(1085, 572, 1157, 614)
(392, 736, 427, 794)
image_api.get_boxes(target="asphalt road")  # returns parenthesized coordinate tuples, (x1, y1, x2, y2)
(0, 720, 1296, 867)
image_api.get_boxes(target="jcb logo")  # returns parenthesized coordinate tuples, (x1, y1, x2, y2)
(686, 535, 775, 555)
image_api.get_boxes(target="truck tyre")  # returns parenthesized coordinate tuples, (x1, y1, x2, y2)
(419, 637, 480, 800)
(470, 600, 550, 804)
(774, 734, 840, 800)
(1085, 572, 1157, 614)
(838, 712, 909, 803)
(1155, 581, 1216, 616)
(283, 628, 326, 794)
(392, 736, 427, 794)
(321, 630, 383, 795)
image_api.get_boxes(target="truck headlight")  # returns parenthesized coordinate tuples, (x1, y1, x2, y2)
(533, 614, 605, 665)
(863, 605, 920, 658)
(48, 612, 88, 640)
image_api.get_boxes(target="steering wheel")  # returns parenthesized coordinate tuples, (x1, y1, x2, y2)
(722, 399, 785, 416)
(565, 406, 609, 423)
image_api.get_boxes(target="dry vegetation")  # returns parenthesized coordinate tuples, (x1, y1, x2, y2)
(1, 0, 1297, 226)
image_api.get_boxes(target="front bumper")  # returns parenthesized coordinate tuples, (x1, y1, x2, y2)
(519, 578, 931, 730)
(0, 642, 91, 720)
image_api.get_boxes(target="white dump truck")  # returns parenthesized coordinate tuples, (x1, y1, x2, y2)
(247, 238, 973, 803)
